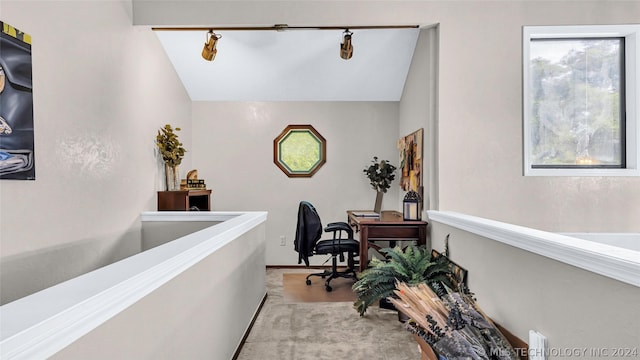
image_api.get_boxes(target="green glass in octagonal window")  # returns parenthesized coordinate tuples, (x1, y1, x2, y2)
(273, 125, 326, 177)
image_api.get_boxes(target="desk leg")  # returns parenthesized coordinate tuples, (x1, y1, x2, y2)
(359, 226, 369, 273)
(418, 224, 427, 247)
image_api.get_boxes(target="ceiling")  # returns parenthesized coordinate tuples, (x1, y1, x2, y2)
(154, 27, 420, 101)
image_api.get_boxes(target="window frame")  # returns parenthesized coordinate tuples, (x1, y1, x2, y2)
(273, 124, 326, 178)
(523, 24, 640, 176)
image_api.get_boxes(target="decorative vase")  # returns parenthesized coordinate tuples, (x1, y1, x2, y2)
(374, 191, 383, 212)
(165, 163, 180, 191)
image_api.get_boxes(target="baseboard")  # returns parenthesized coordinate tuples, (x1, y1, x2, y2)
(231, 292, 268, 360)
(495, 322, 529, 360)
(267, 265, 334, 269)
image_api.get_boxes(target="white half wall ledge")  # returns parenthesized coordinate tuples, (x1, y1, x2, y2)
(0, 211, 268, 360)
(140, 210, 248, 222)
(427, 211, 640, 288)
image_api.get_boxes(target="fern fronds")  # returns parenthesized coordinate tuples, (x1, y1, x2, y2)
(352, 245, 455, 316)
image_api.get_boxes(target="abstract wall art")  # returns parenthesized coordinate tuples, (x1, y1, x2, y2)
(398, 128, 423, 192)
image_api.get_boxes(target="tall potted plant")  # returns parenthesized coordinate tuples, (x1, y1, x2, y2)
(363, 156, 397, 211)
(352, 245, 452, 318)
(156, 124, 186, 191)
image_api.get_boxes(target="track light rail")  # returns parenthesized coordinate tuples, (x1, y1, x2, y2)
(154, 24, 419, 62)
(151, 24, 419, 32)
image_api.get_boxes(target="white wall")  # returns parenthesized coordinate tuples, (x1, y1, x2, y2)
(3, 0, 639, 301)
(0, 0, 192, 304)
(133, 0, 640, 231)
(399, 26, 438, 212)
(430, 220, 640, 353)
(50, 219, 266, 360)
(434, 1, 640, 232)
(191, 101, 400, 265)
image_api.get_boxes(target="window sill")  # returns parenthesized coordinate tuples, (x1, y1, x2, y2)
(524, 167, 640, 177)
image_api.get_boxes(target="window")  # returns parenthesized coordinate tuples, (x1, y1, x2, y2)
(273, 124, 326, 177)
(523, 25, 640, 176)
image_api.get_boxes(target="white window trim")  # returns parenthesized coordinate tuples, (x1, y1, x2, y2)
(523, 24, 640, 177)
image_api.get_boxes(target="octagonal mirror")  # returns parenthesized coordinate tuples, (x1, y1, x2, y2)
(273, 125, 326, 177)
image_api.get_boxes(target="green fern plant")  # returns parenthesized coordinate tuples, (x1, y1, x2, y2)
(352, 245, 452, 316)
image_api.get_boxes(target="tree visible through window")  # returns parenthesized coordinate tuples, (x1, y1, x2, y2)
(529, 38, 625, 168)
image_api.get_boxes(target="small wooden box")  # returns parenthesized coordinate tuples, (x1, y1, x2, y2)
(157, 190, 211, 211)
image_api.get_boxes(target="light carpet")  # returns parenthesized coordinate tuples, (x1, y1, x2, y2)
(235, 268, 421, 360)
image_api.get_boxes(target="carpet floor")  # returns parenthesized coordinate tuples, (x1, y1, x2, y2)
(235, 268, 421, 360)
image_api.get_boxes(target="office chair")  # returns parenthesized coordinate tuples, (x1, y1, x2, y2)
(294, 201, 359, 292)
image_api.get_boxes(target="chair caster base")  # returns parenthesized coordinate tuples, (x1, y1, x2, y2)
(304, 265, 358, 292)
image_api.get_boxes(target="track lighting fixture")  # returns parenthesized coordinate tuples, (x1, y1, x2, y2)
(202, 30, 221, 61)
(153, 25, 418, 62)
(340, 29, 353, 60)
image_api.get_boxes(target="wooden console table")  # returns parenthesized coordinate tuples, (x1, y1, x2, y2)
(347, 210, 427, 272)
(157, 190, 211, 211)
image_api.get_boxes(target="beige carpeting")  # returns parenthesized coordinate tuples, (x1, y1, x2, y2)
(282, 272, 358, 303)
(235, 268, 421, 360)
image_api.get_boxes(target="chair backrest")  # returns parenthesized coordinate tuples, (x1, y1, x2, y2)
(294, 201, 323, 266)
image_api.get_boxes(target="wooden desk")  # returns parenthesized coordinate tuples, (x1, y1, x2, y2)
(347, 210, 427, 272)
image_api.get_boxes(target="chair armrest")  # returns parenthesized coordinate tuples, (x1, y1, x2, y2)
(325, 222, 354, 238)
(325, 221, 351, 232)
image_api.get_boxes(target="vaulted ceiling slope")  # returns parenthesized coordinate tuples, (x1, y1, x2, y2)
(155, 28, 420, 101)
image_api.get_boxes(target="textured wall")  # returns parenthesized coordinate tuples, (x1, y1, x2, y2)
(51, 222, 267, 360)
(399, 26, 438, 212)
(191, 101, 400, 265)
(133, 0, 640, 231)
(431, 221, 640, 353)
(0, 0, 192, 303)
(434, 1, 640, 231)
(3, 0, 639, 302)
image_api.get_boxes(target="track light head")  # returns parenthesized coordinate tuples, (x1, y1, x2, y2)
(340, 30, 353, 60)
(202, 30, 221, 61)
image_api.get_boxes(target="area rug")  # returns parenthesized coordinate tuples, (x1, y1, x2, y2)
(236, 269, 421, 360)
(282, 272, 357, 303)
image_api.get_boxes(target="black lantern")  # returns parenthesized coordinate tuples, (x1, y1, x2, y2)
(403, 190, 422, 221)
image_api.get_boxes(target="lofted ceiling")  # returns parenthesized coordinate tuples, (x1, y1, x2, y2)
(154, 27, 420, 102)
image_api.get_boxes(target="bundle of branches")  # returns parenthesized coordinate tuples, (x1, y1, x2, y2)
(389, 282, 518, 360)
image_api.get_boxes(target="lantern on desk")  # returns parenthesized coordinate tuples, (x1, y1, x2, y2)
(403, 190, 422, 221)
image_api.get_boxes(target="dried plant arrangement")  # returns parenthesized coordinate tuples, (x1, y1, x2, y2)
(389, 282, 518, 360)
(156, 124, 186, 167)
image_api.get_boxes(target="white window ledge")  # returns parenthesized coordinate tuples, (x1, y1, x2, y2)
(427, 211, 640, 288)
(525, 168, 640, 177)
